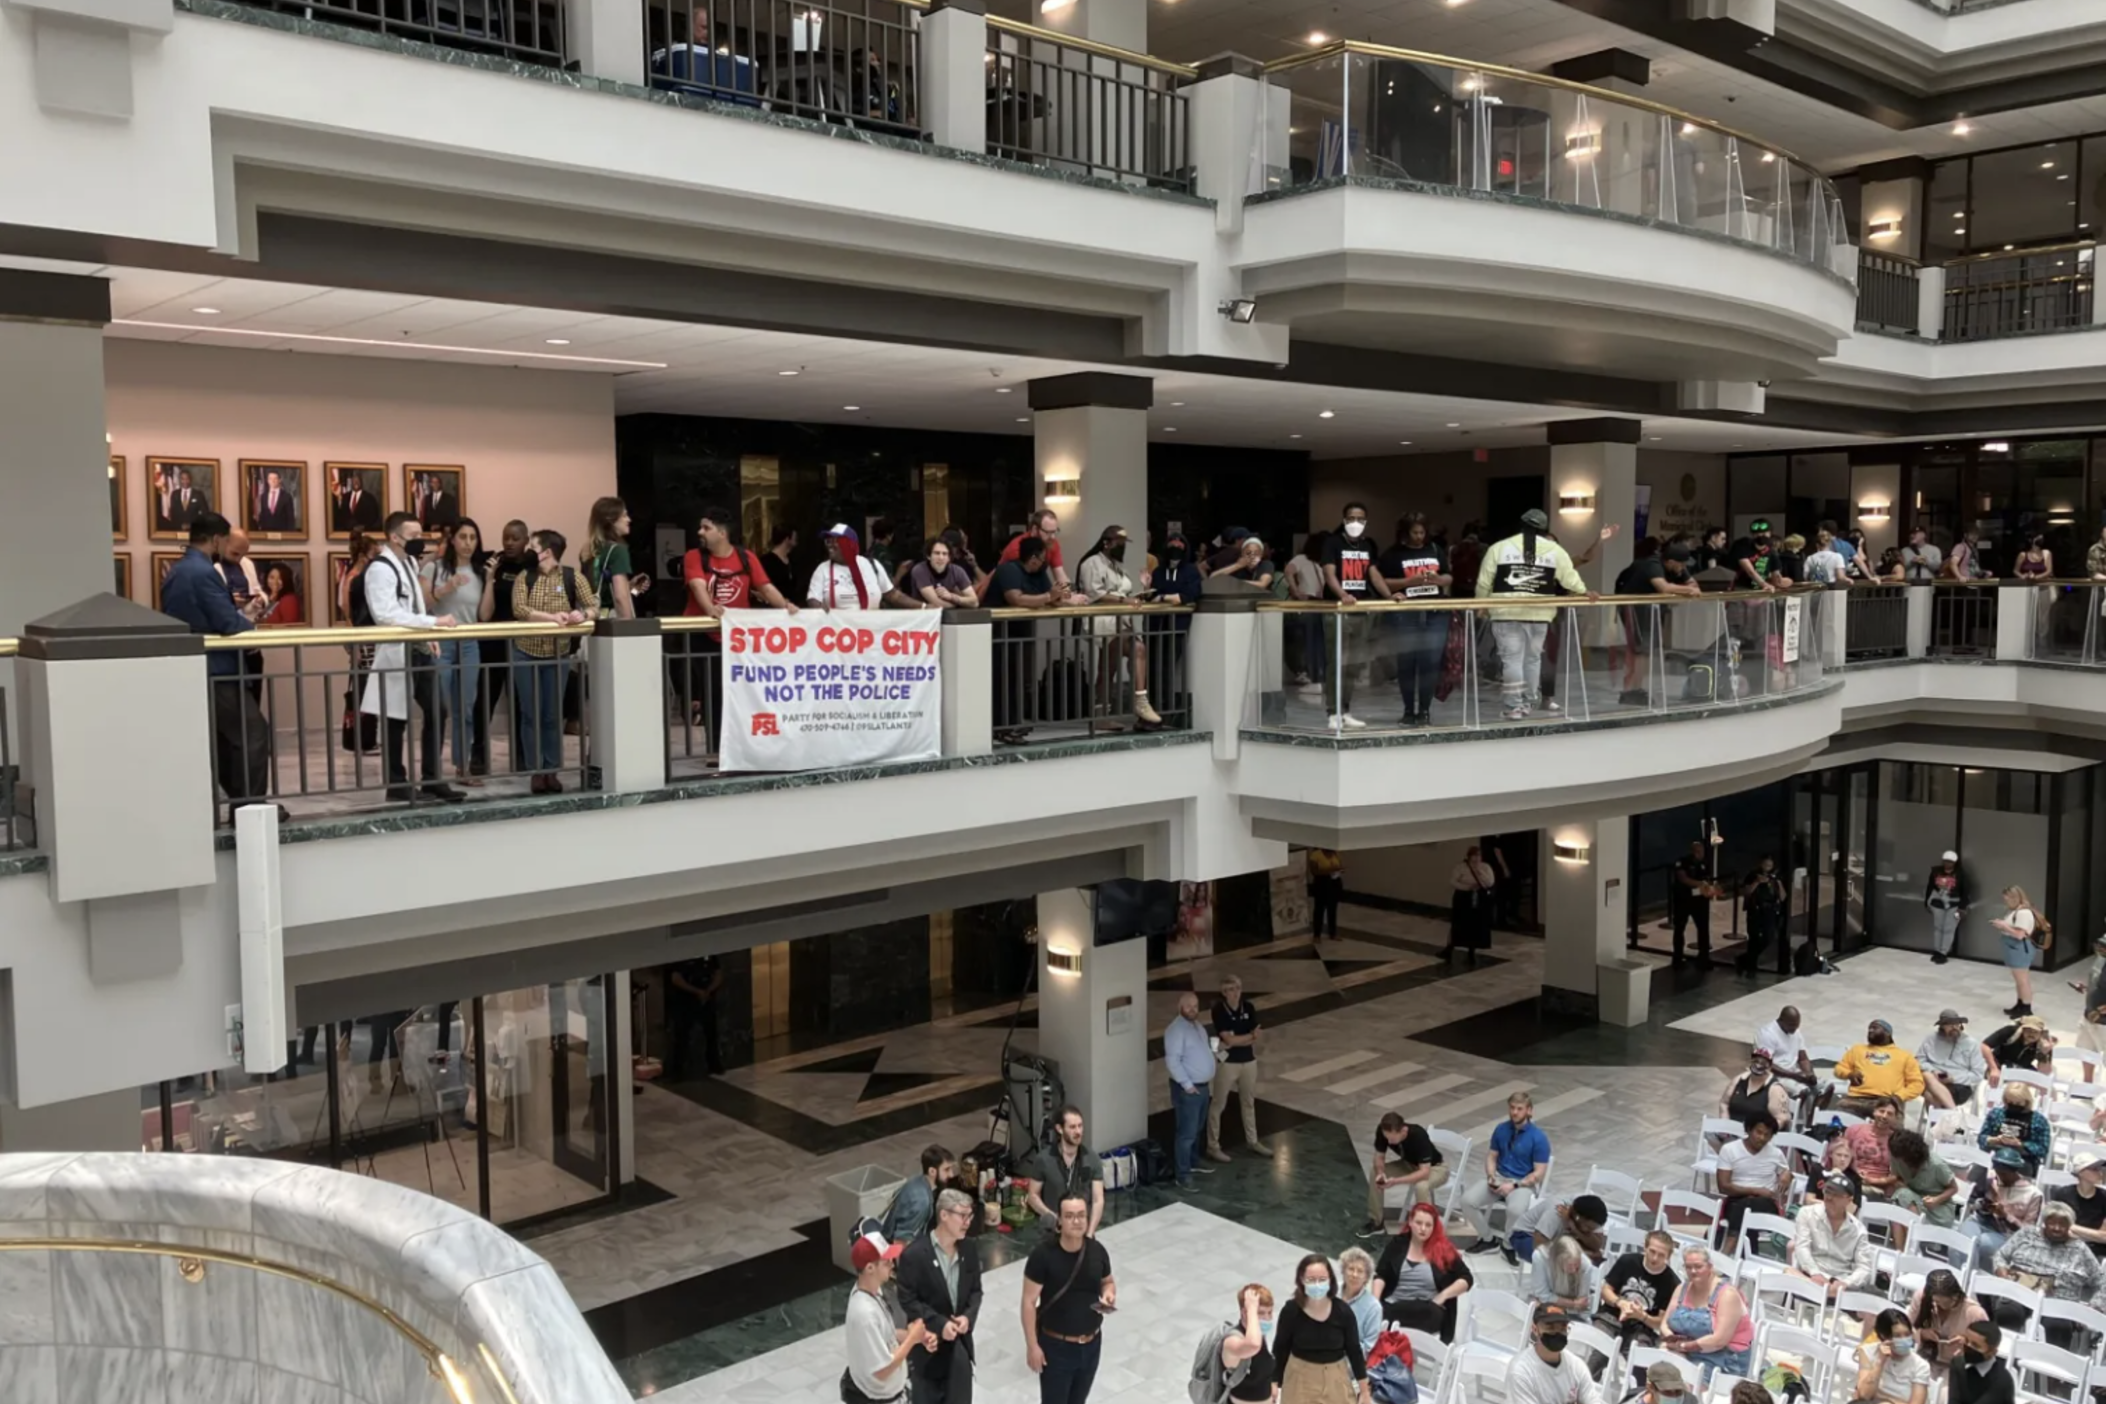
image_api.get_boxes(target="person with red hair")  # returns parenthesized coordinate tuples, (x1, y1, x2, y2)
(1372, 1201, 1475, 1342)
(805, 524, 919, 610)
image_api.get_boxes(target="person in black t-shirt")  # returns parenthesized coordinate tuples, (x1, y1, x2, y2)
(1361, 1112, 1447, 1237)
(1597, 1230, 1679, 1347)
(1208, 977, 1267, 1161)
(1613, 541, 1703, 704)
(1729, 529, 1778, 593)
(1739, 856, 1789, 977)
(1377, 514, 1451, 727)
(1022, 1195, 1115, 1404)
(472, 518, 533, 775)
(1317, 503, 1396, 729)
(1670, 840, 1717, 968)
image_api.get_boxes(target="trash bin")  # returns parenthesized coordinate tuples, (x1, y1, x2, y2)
(1597, 958, 1651, 1028)
(824, 1163, 909, 1274)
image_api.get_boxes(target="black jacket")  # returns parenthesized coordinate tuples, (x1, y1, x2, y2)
(1951, 1357, 2015, 1404)
(896, 1233, 984, 1362)
(1372, 1235, 1474, 1342)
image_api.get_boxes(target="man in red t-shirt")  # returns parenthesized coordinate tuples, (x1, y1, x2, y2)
(998, 508, 1070, 593)
(676, 509, 797, 752)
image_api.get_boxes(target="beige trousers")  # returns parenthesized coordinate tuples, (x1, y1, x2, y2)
(1207, 1059, 1260, 1150)
(1369, 1160, 1452, 1222)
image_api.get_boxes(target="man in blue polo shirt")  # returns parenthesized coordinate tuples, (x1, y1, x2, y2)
(1459, 1091, 1553, 1264)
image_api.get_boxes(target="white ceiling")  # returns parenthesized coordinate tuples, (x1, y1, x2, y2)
(11, 257, 1878, 458)
(997, 0, 2106, 171)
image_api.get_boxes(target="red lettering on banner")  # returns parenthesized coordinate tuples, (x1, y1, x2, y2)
(751, 714, 780, 736)
(731, 626, 809, 654)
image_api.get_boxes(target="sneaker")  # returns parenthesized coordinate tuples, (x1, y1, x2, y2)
(1931, 952, 1949, 965)
(1542, 699, 1562, 713)
(1134, 692, 1163, 726)
(1356, 1219, 1389, 1240)
(1194, 1164, 1218, 1175)
(1499, 1240, 1519, 1266)
(1339, 713, 1368, 730)
(1204, 1146, 1232, 1164)
(1465, 1237, 1502, 1255)
(1502, 706, 1529, 721)
(1250, 1140, 1274, 1157)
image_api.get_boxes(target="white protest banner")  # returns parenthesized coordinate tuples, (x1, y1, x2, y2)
(719, 609, 943, 771)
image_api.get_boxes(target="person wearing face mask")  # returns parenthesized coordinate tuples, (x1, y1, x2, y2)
(1737, 856, 1789, 976)
(1502, 1304, 1602, 1404)
(1978, 1082, 2051, 1176)
(1716, 1049, 1795, 1129)
(1200, 1284, 1274, 1404)
(1949, 1321, 2014, 1404)
(1835, 1020, 1927, 1118)
(1271, 1254, 1371, 1404)
(1318, 503, 1398, 731)
(361, 510, 466, 804)
(1853, 1308, 1932, 1404)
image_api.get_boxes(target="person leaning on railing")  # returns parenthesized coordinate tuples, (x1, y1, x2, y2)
(1318, 502, 1398, 731)
(510, 527, 596, 795)
(989, 534, 1070, 745)
(1075, 524, 1163, 729)
(160, 510, 278, 817)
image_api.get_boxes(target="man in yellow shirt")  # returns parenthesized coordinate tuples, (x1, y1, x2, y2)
(1835, 1019, 1926, 1116)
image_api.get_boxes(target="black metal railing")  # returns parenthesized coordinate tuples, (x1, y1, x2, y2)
(1856, 250, 1920, 334)
(662, 618, 724, 776)
(1928, 583, 1998, 657)
(985, 19, 1192, 191)
(1943, 245, 2095, 342)
(230, 0, 566, 66)
(990, 605, 1191, 744)
(0, 681, 25, 854)
(644, 0, 922, 135)
(1842, 585, 1909, 661)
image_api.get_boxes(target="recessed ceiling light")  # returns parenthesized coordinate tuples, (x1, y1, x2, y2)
(779, 369, 800, 376)
(1680, 123, 1696, 136)
(1290, 433, 1303, 439)
(191, 307, 221, 315)
(1648, 436, 1663, 442)
(2043, 161, 2056, 169)
(1171, 401, 1185, 407)
(110, 320, 670, 368)
(545, 338, 571, 345)
(1164, 427, 1178, 433)
(1307, 30, 1328, 43)
(1318, 410, 1336, 419)
(995, 386, 1013, 394)
(1015, 417, 1029, 423)
(2059, 174, 2071, 181)
(1953, 211, 1966, 218)
(2004, 244, 2014, 251)
(1399, 440, 1413, 446)
(843, 405, 861, 411)
(1445, 422, 1461, 428)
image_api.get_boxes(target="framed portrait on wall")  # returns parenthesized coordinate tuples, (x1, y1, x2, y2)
(114, 553, 132, 601)
(325, 552, 353, 626)
(325, 462, 388, 540)
(403, 464, 465, 530)
(146, 457, 219, 541)
(110, 455, 126, 541)
(241, 460, 308, 541)
(149, 551, 184, 609)
(250, 555, 309, 627)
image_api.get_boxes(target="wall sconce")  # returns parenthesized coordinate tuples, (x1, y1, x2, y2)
(1553, 839, 1591, 864)
(1857, 502, 1890, 523)
(1557, 492, 1595, 514)
(1563, 132, 1600, 160)
(1867, 218, 1901, 240)
(1044, 477, 1081, 504)
(1047, 947, 1081, 975)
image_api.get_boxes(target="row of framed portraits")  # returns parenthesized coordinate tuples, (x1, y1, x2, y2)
(120, 549, 373, 628)
(111, 455, 469, 543)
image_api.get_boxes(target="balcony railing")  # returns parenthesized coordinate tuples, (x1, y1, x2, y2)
(228, 0, 568, 66)
(989, 603, 1192, 743)
(2033, 581, 2106, 665)
(1259, 42, 1855, 279)
(983, 17, 1193, 191)
(1928, 582, 1998, 657)
(1856, 250, 1920, 335)
(1843, 584, 1909, 661)
(1248, 589, 1831, 738)
(1943, 243, 2095, 342)
(643, 0, 924, 135)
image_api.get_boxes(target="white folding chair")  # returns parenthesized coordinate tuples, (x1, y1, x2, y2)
(1701, 1374, 1758, 1404)
(1402, 1329, 1447, 1389)
(1750, 1269, 1829, 1331)
(1827, 1110, 1867, 1130)
(2040, 1167, 2079, 1192)
(1455, 1287, 1531, 1357)
(1625, 1345, 1681, 1393)
(1563, 1320, 1620, 1380)
(1693, 1118, 1747, 1189)
(1585, 1165, 1645, 1224)
(1772, 1131, 1826, 1178)
(2037, 1299, 2106, 1359)
(2057, 1048, 2102, 1086)
(1973, 1277, 2044, 1354)
(1888, 1251, 1968, 1303)
(1603, 1220, 1650, 1261)
(1433, 1342, 1507, 1404)
(1858, 1199, 1920, 1252)
(2013, 1337, 2091, 1398)
(1944, 1144, 1993, 1174)
(1904, 1223, 1976, 1270)
(1753, 1321, 1836, 1403)
(1658, 1189, 1723, 1244)
(1429, 1128, 1473, 1223)
(1735, 1210, 1800, 1265)
(1832, 1289, 1895, 1343)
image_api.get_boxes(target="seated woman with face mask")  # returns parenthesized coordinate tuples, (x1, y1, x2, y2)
(1854, 1307, 1932, 1404)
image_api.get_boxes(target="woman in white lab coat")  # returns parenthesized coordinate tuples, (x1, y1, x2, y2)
(358, 515, 461, 798)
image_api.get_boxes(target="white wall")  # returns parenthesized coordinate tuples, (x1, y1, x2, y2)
(1310, 449, 1726, 544)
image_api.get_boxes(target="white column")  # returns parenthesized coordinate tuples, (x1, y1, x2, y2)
(1185, 56, 1265, 235)
(1906, 586, 1932, 658)
(1029, 374, 1151, 563)
(1032, 0, 1144, 50)
(1541, 820, 1640, 1024)
(564, 0, 646, 86)
(940, 613, 992, 756)
(586, 619, 668, 793)
(1035, 889, 1148, 1149)
(1995, 583, 2036, 661)
(1917, 263, 1947, 341)
(1188, 600, 1255, 762)
(1548, 436, 1636, 596)
(1818, 585, 1848, 669)
(922, 0, 987, 153)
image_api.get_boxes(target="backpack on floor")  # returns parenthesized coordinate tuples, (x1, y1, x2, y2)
(1131, 1138, 1172, 1186)
(1793, 939, 1823, 978)
(1684, 660, 1716, 702)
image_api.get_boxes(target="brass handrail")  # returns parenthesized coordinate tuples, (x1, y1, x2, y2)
(660, 616, 726, 634)
(987, 602, 1198, 620)
(202, 620, 590, 651)
(985, 13, 1199, 79)
(1258, 588, 1802, 613)
(0, 1237, 493, 1401)
(1262, 39, 1832, 181)
(1944, 240, 2096, 267)
(0, 638, 16, 658)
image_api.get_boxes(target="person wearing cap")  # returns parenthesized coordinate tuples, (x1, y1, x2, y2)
(1642, 1360, 1689, 1404)
(845, 1232, 928, 1404)
(1074, 525, 1164, 729)
(1728, 523, 1778, 593)
(1924, 852, 1968, 965)
(807, 524, 919, 611)
(1991, 1200, 2101, 1317)
(2051, 1151, 2106, 1260)
(1964, 1146, 2043, 1269)
(1502, 1304, 1604, 1404)
(1835, 1019, 1927, 1117)
(1981, 1014, 2055, 1087)
(1948, 1320, 2015, 1404)
(1790, 1171, 1875, 1298)
(1917, 1010, 1987, 1110)
(1477, 507, 1595, 723)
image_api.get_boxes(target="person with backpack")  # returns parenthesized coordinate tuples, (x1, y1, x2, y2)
(1989, 886, 2050, 1017)
(680, 507, 798, 756)
(510, 527, 597, 794)
(359, 511, 467, 804)
(1190, 1285, 1273, 1404)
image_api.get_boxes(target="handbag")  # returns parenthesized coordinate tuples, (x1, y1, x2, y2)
(340, 687, 379, 753)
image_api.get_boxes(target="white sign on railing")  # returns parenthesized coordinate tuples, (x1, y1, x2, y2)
(1781, 596, 1803, 664)
(719, 609, 943, 771)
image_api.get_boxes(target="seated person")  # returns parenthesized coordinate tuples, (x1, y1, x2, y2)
(1521, 1194, 1610, 1267)
(1835, 1020, 1926, 1118)
(1949, 1321, 2015, 1404)
(1977, 1084, 2052, 1176)
(1596, 1229, 1680, 1349)
(1808, 1134, 1866, 1209)
(1790, 1173, 1876, 1299)
(1660, 1246, 1752, 1381)
(1337, 1247, 1382, 1357)
(1716, 1049, 1795, 1131)
(1372, 1201, 1474, 1342)
(1918, 1009, 1987, 1111)
(1982, 1016, 2055, 1086)
(1528, 1232, 1600, 1315)
(1828, 1096, 1904, 1198)
(1361, 1112, 1446, 1238)
(1905, 1268, 1985, 1378)
(2054, 1151, 2106, 1261)
(1888, 1130, 1960, 1229)
(1714, 1112, 1792, 1254)
(1853, 1307, 1932, 1404)
(1991, 1203, 2100, 1344)
(1964, 1148, 2043, 1270)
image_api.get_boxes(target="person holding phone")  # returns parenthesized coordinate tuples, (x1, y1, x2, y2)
(1021, 1193, 1116, 1404)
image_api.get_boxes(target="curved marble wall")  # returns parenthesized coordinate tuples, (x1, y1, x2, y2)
(0, 1152, 627, 1404)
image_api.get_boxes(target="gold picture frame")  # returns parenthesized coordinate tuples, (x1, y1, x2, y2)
(250, 554, 310, 627)
(147, 456, 220, 541)
(325, 462, 388, 541)
(325, 551, 354, 626)
(110, 455, 126, 541)
(114, 552, 132, 601)
(241, 459, 309, 541)
(149, 551, 184, 610)
(403, 464, 466, 530)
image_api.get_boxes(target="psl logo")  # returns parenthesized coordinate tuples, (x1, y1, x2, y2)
(750, 713, 781, 736)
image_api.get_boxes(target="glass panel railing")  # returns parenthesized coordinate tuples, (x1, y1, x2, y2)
(2034, 581, 2106, 665)
(1260, 44, 1856, 279)
(1245, 589, 1829, 740)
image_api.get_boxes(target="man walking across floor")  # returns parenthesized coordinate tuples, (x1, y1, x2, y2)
(1207, 976, 1269, 1161)
(1164, 992, 1216, 1191)
(1022, 1107, 1104, 1237)
(1461, 1091, 1553, 1264)
(896, 1188, 982, 1404)
(844, 1232, 927, 1404)
(1021, 1193, 1116, 1404)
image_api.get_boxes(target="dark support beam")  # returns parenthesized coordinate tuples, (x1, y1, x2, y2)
(1550, 49, 1650, 87)
(1546, 417, 1644, 446)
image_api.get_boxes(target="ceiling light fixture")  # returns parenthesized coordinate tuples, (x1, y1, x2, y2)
(1760, 151, 1776, 163)
(191, 307, 221, 315)
(778, 369, 801, 376)
(1015, 417, 1029, 423)
(1171, 401, 1185, 407)
(1307, 30, 1328, 43)
(1217, 297, 1258, 323)
(1318, 410, 1336, 419)
(1041, 0, 1075, 10)
(2042, 161, 2056, 169)
(110, 320, 671, 369)
(1445, 422, 1461, 428)
(843, 405, 861, 411)
(545, 338, 572, 345)
(1289, 433, 1303, 439)
(1164, 427, 1178, 433)
(1398, 440, 1413, 446)
(995, 386, 1013, 394)
(1680, 122, 1696, 136)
